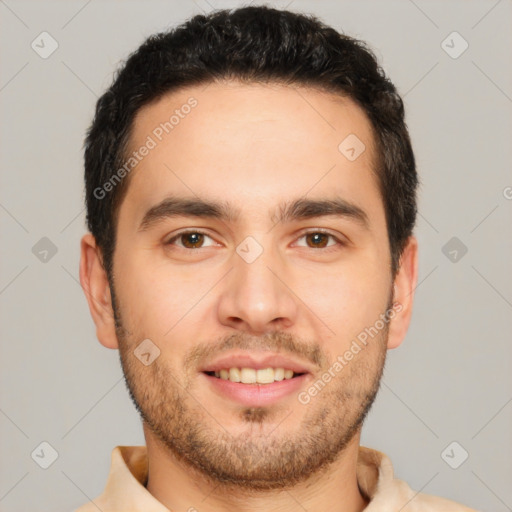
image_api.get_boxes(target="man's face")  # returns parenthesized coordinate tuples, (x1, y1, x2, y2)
(105, 82, 399, 488)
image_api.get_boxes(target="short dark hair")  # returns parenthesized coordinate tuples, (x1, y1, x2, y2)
(84, 5, 417, 278)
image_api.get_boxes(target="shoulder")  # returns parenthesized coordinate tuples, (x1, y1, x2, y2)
(396, 485, 479, 511)
(358, 446, 480, 511)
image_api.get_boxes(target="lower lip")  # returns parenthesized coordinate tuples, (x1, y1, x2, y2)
(202, 373, 309, 407)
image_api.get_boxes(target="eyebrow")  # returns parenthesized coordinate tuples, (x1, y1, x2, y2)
(137, 196, 369, 232)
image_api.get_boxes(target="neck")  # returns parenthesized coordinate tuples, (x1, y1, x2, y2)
(144, 425, 369, 512)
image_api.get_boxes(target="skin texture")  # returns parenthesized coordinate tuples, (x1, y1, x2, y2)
(80, 81, 418, 512)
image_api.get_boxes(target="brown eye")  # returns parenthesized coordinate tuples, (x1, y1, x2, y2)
(167, 231, 215, 249)
(180, 232, 204, 248)
(305, 232, 330, 248)
(293, 230, 346, 252)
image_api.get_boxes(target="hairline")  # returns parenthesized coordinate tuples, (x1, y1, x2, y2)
(105, 78, 392, 276)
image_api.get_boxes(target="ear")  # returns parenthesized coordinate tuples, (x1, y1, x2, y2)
(387, 236, 418, 350)
(79, 233, 119, 349)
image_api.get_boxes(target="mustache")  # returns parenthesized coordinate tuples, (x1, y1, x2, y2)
(183, 331, 328, 371)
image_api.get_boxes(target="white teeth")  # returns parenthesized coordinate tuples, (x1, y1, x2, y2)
(256, 368, 274, 384)
(274, 368, 285, 381)
(211, 367, 300, 384)
(241, 368, 256, 384)
(229, 367, 241, 382)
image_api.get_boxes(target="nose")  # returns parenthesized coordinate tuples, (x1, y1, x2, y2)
(216, 241, 298, 335)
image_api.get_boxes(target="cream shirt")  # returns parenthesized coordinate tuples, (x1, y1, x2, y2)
(74, 445, 478, 511)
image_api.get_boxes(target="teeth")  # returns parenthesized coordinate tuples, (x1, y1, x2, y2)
(229, 367, 241, 382)
(274, 368, 285, 381)
(211, 367, 300, 384)
(256, 368, 274, 384)
(241, 368, 256, 384)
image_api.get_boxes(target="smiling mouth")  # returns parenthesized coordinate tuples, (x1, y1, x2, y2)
(204, 367, 306, 385)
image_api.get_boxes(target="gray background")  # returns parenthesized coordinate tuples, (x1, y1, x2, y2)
(1, 0, 511, 511)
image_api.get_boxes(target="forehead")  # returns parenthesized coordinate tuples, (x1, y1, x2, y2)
(119, 81, 383, 228)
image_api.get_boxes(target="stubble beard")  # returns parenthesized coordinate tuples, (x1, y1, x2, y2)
(111, 283, 389, 491)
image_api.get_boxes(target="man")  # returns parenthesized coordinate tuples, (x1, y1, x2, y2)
(77, 5, 477, 511)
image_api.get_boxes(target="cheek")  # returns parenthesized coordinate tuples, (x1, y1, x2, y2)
(114, 251, 197, 338)
(296, 257, 390, 343)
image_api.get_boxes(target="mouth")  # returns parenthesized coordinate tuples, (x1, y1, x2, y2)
(204, 367, 306, 384)
(200, 353, 313, 407)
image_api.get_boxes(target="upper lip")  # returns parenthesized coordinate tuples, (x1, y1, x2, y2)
(200, 352, 314, 374)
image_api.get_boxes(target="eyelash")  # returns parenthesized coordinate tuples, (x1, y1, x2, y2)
(165, 229, 346, 252)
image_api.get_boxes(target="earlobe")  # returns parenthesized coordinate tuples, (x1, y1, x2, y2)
(387, 236, 418, 350)
(79, 233, 119, 349)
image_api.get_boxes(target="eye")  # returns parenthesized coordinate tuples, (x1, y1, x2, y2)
(294, 230, 345, 250)
(165, 229, 345, 251)
(166, 230, 217, 249)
